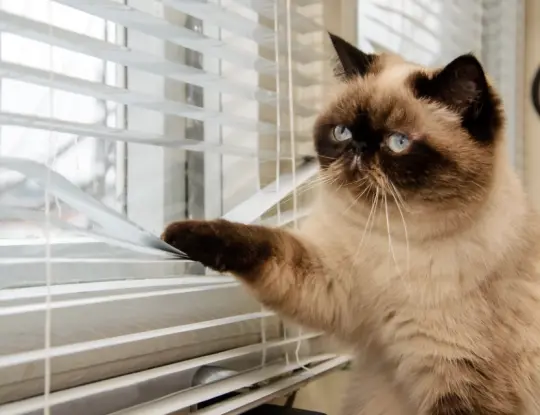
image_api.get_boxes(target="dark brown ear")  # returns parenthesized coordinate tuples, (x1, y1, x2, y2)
(328, 32, 375, 81)
(413, 54, 503, 143)
(415, 54, 487, 114)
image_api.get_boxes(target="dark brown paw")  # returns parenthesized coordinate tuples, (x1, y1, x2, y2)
(161, 219, 276, 274)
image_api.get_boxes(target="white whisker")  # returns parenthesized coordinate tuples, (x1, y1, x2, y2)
(344, 184, 378, 285)
(359, 185, 378, 249)
(366, 187, 380, 243)
(390, 185, 410, 277)
(389, 181, 409, 213)
(384, 193, 401, 275)
(343, 181, 370, 214)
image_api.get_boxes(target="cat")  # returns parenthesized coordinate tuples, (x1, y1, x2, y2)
(161, 33, 540, 414)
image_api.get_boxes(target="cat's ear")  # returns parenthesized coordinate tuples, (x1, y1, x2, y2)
(414, 54, 488, 115)
(413, 53, 503, 143)
(328, 32, 375, 80)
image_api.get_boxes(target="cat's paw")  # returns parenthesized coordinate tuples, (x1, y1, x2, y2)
(161, 219, 275, 275)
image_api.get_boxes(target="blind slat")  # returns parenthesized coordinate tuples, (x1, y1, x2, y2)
(0, 62, 274, 133)
(0, 207, 186, 263)
(0, 277, 238, 300)
(0, 9, 321, 114)
(53, 0, 317, 85)
(162, 0, 275, 44)
(0, 282, 240, 315)
(0, 157, 183, 259)
(223, 160, 318, 224)
(55, 0, 275, 72)
(198, 355, 351, 415)
(0, 111, 277, 157)
(230, 0, 322, 34)
(0, 10, 279, 104)
(112, 354, 337, 414)
(0, 333, 323, 415)
(0, 311, 275, 369)
(161, 0, 325, 64)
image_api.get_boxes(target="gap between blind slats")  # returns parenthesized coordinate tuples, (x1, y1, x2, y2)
(0, 276, 237, 300)
(0, 311, 275, 369)
(111, 354, 337, 415)
(53, 0, 317, 86)
(0, 282, 240, 315)
(0, 9, 321, 116)
(160, 0, 324, 64)
(0, 111, 278, 158)
(0, 333, 323, 415)
(223, 160, 318, 224)
(197, 355, 351, 415)
(0, 61, 274, 134)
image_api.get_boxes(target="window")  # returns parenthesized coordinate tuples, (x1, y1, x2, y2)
(0, 0, 344, 413)
(0, 0, 526, 413)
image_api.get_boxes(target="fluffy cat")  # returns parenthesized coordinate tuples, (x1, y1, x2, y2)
(162, 33, 540, 414)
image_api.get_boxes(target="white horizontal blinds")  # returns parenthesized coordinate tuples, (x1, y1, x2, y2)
(255, 0, 326, 237)
(0, 1, 342, 414)
(481, 0, 525, 173)
(358, 0, 483, 66)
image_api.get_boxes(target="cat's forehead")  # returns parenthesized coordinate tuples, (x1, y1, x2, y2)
(323, 60, 430, 128)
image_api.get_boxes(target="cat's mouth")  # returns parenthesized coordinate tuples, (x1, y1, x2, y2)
(329, 156, 404, 207)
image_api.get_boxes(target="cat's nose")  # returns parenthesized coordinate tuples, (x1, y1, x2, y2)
(351, 139, 367, 152)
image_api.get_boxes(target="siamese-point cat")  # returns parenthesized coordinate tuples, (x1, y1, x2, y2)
(162, 33, 540, 414)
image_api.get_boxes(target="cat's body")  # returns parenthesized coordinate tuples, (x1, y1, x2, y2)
(162, 34, 540, 414)
(298, 166, 540, 414)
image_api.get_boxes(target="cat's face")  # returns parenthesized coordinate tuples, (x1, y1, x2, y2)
(314, 34, 504, 209)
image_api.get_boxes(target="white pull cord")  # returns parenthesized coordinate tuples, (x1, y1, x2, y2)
(285, 0, 313, 375)
(44, 2, 55, 413)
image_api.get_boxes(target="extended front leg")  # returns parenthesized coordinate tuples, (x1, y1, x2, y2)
(162, 219, 350, 335)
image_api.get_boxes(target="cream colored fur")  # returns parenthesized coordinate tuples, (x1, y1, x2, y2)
(246, 64, 540, 413)
(291, 140, 540, 414)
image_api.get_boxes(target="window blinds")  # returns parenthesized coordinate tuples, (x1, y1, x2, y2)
(0, 0, 342, 414)
(0, 0, 526, 414)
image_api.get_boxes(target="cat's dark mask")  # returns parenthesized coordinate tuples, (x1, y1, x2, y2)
(313, 33, 503, 205)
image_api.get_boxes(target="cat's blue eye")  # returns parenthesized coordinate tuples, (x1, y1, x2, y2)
(387, 132, 411, 153)
(332, 125, 352, 142)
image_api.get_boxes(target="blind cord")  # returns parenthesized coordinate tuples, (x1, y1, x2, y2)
(285, 0, 312, 375)
(44, 2, 55, 413)
(274, 0, 291, 367)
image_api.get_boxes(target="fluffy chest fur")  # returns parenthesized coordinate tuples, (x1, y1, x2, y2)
(297, 182, 540, 414)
